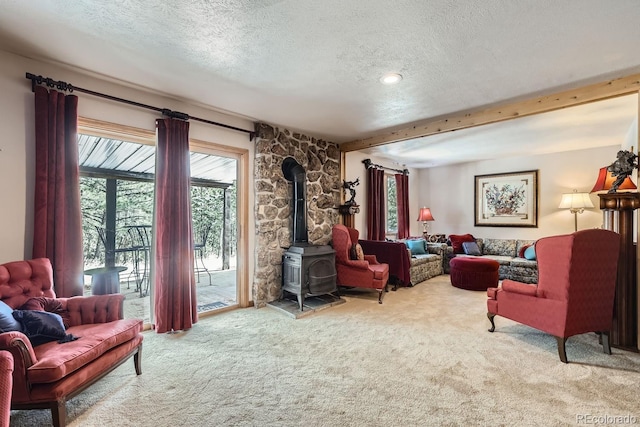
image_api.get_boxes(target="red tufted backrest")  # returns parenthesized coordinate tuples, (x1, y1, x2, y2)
(0, 258, 56, 309)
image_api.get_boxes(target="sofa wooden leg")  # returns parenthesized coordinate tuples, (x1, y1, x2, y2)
(601, 331, 612, 355)
(556, 336, 568, 363)
(487, 313, 496, 332)
(51, 399, 66, 427)
(134, 345, 143, 375)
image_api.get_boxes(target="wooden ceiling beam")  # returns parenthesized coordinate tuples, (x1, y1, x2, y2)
(340, 73, 640, 152)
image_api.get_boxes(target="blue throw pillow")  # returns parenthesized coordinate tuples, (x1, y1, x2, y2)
(406, 239, 427, 255)
(462, 241, 482, 256)
(0, 300, 23, 333)
(12, 310, 69, 346)
(524, 245, 536, 260)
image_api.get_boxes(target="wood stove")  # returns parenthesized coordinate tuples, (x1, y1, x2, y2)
(282, 244, 337, 311)
(281, 157, 337, 310)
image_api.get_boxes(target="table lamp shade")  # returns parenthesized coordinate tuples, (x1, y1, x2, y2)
(591, 167, 637, 192)
(417, 207, 434, 222)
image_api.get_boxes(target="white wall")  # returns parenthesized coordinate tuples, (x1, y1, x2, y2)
(416, 145, 625, 240)
(0, 49, 256, 287)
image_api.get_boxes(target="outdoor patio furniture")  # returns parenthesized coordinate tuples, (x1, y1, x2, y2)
(126, 225, 152, 297)
(194, 223, 212, 286)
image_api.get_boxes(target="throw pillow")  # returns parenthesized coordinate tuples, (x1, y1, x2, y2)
(19, 296, 62, 312)
(351, 243, 365, 260)
(449, 234, 475, 254)
(12, 310, 78, 347)
(524, 245, 536, 260)
(518, 244, 531, 258)
(462, 241, 482, 256)
(406, 239, 427, 255)
(19, 297, 69, 328)
(0, 300, 23, 333)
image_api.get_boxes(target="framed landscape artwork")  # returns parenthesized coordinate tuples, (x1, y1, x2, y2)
(475, 170, 538, 227)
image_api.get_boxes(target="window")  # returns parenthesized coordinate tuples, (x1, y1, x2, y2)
(386, 174, 398, 235)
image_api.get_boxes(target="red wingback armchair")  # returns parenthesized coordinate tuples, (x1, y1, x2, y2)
(331, 224, 390, 303)
(487, 229, 620, 363)
(0, 351, 13, 427)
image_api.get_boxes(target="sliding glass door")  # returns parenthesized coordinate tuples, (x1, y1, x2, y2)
(78, 120, 248, 325)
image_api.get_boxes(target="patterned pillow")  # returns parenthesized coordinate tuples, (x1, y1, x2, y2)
(483, 238, 517, 257)
(350, 244, 365, 260)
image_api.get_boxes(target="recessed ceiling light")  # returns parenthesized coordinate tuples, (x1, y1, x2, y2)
(380, 73, 403, 85)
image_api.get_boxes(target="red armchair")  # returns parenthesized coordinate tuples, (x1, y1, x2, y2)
(0, 258, 143, 426)
(487, 229, 620, 363)
(331, 225, 390, 303)
(0, 351, 12, 427)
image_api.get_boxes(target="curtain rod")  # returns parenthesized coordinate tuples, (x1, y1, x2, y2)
(26, 72, 255, 140)
(362, 159, 409, 175)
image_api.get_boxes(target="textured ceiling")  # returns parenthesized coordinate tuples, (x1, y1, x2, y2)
(1, 0, 639, 167)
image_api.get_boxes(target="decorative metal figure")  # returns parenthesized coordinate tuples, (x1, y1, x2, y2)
(607, 149, 638, 193)
(343, 178, 359, 205)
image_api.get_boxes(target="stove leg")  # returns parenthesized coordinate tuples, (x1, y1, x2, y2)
(297, 294, 304, 311)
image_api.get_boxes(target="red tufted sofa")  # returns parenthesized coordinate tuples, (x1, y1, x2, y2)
(0, 258, 143, 427)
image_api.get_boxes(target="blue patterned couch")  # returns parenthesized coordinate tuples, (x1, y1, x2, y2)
(444, 237, 538, 284)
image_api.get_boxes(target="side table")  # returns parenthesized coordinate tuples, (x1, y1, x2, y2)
(83, 266, 127, 295)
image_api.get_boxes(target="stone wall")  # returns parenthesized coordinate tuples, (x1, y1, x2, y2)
(253, 123, 341, 307)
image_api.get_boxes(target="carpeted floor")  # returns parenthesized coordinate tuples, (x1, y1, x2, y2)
(10, 275, 640, 426)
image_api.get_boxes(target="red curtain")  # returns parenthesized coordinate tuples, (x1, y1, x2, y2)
(153, 118, 197, 333)
(32, 86, 83, 297)
(366, 167, 386, 240)
(395, 173, 410, 239)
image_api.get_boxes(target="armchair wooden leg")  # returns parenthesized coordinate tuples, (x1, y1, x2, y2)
(378, 288, 385, 304)
(51, 399, 66, 427)
(556, 336, 568, 363)
(601, 331, 612, 355)
(134, 345, 143, 375)
(487, 313, 496, 332)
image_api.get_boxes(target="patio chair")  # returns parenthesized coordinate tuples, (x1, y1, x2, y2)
(194, 223, 213, 286)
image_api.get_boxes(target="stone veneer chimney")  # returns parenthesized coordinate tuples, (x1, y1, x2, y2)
(253, 123, 341, 307)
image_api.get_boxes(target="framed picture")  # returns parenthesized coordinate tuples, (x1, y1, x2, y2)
(475, 170, 538, 227)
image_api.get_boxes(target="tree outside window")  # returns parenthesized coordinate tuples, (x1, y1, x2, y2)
(386, 175, 397, 234)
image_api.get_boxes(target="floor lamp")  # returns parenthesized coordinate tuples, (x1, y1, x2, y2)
(558, 190, 594, 231)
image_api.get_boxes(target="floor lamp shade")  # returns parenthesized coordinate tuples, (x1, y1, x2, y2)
(591, 167, 637, 192)
(558, 190, 594, 232)
(558, 192, 594, 211)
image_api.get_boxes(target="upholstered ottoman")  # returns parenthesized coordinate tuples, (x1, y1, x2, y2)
(450, 257, 499, 290)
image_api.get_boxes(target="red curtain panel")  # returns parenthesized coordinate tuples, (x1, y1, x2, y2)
(153, 118, 197, 333)
(366, 167, 385, 240)
(32, 86, 83, 297)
